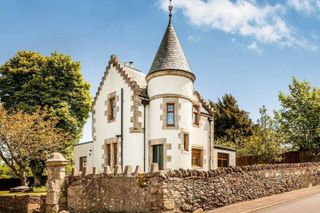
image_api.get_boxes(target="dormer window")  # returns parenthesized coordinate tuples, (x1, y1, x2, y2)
(166, 103, 175, 127)
(192, 105, 200, 126)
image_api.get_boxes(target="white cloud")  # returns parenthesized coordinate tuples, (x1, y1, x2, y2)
(159, 0, 316, 50)
(188, 35, 202, 42)
(247, 41, 264, 55)
(287, 0, 320, 14)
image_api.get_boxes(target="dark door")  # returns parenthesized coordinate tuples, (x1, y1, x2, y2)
(152, 144, 164, 170)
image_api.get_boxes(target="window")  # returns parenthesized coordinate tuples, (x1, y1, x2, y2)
(152, 144, 164, 170)
(192, 148, 203, 168)
(192, 106, 200, 125)
(166, 103, 175, 127)
(105, 142, 119, 167)
(106, 144, 111, 166)
(113, 143, 118, 166)
(218, 153, 229, 168)
(108, 97, 116, 121)
(183, 133, 189, 152)
(79, 156, 87, 171)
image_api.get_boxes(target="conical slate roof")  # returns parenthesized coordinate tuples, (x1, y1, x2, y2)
(149, 22, 192, 74)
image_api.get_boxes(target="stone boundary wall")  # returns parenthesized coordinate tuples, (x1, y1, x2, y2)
(0, 195, 46, 213)
(66, 163, 320, 212)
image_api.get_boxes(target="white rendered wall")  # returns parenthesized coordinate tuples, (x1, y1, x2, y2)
(148, 75, 193, 97)
(72, 142, 93, 173)
(191, 113, 211, 170)
(147, 74, 194, 170)
(92, 64, 144, 172)
(212, 148, 236, 169)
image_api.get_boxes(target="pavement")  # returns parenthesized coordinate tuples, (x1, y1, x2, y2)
(257, 193, 320, 213)
(208, 185, 320, 213)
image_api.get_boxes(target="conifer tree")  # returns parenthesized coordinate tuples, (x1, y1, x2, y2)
(211, 94, 254, 145)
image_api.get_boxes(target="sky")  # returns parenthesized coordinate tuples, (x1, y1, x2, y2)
(0, 0, 320, 143)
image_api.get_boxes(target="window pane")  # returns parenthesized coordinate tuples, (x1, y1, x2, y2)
(112, 101, 116, 119)
(218, 153, 229, 168)
(192, 112, 197, 124)
(152, 145, 164, 170)
(184, 133, 189, 151)
(167, 104, 174, 111)
(113, 143, 118, 166)
(192, 106, 199, 125)
(167, 112, 174, 125)
(192, 149, 202, 167)
(108, 97, 116, 120)
(106, 144, 111, 166)
(166, 104, 175, 126)
(79, 156, 87, 171)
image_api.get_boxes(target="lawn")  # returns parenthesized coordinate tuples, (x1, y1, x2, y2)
(0, 186, 47, 196)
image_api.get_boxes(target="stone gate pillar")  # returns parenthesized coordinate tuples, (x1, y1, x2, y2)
(46, 152, 68, 213)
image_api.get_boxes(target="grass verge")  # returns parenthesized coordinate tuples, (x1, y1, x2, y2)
(0, 186, 47, 196)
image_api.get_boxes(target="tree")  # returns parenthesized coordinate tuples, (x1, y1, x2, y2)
(237, 106, 287, 163)
(0, 51, 91, 181)
(211, 94, 255, 145)
(0, 106, 68, 186)
(275, 77, 320, 155)
(0, 163, 16, 179)
(0, 51, 91, 144)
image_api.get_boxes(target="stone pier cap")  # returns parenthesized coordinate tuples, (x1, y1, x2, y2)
(46, 152, 68, 167)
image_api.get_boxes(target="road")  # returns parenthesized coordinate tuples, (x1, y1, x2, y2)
(256, 193, 320, 213)
(209, 186, 320, 213)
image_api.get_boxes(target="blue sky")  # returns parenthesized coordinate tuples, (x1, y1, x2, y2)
(1, 0, 320, 143)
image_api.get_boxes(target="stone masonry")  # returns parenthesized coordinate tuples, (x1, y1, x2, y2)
(46, 152, 68, 213)
(65, 162, 320, 212)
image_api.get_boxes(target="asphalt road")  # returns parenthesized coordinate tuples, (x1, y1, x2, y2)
(256, 193, 320, 213)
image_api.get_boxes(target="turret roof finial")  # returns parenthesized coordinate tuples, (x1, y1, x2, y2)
(169, 0, 173, 23)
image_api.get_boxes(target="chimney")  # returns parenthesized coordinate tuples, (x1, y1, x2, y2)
(124, 61, 134, 68)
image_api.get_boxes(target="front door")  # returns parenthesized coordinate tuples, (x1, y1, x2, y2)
(152, 144, 164, 170)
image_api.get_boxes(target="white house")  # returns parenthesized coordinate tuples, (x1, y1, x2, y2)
(73, 9, 236, 173)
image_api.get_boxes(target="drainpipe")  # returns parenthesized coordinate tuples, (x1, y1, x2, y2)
(208, 116, 214, 170)
(140, 96, 149, 172)
(120, 88, 124, 171)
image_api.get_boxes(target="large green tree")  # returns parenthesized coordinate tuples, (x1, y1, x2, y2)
(0, 51, 91, 181)
(211, 94, 255, 145)
(0, 51, 91, 145)
(275, 77, 320, 155)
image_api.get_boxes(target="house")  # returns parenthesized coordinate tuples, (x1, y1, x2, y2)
(73, 7, 236, 173)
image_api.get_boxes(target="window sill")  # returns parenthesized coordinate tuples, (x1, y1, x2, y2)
(192, 123, 200, 128)
(164, 125, 178, 130)
(192, 165, 204, 169)
(107, 118, 116, 123)
(181, 150, 189, 155)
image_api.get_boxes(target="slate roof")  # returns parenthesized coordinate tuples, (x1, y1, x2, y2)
(123, 65, 147, 88)
(149, 22, 192, 74)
